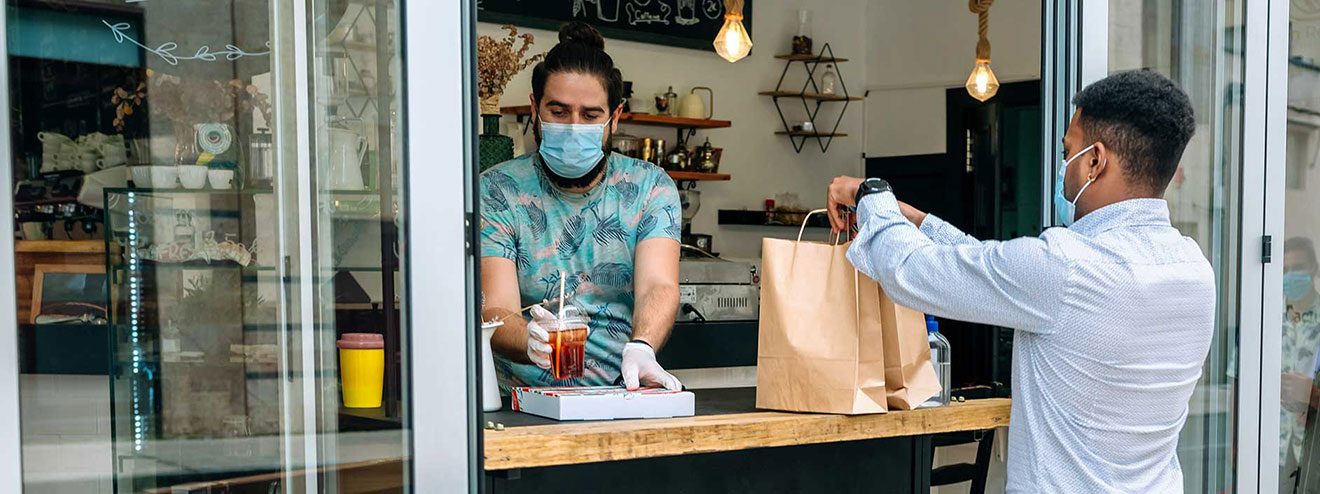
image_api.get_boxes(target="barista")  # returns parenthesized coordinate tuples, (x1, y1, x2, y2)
(479, 22, 683, 391)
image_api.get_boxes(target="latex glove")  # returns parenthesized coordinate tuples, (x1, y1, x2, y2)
(526, 305, 556, 369)
(621, 342, 682, 391)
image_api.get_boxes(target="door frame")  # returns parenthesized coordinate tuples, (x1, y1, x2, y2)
(0, 1, 26, 492)
(402, 0, 482, 491)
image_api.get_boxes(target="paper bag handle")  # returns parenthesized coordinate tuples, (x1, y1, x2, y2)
(795, 209, 849, 245)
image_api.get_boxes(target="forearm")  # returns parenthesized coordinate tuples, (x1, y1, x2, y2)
(485, 307, 532, 364)
(631, 284, 678, 350)
(847, 192, 1064, 331)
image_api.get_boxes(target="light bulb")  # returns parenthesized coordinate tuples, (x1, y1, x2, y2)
(714, 13, 752, 63)
(965, 59, 999, 102)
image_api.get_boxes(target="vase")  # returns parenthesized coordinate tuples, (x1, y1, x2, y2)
(479, 114, 513, 172)
(481, 321, 503, 412)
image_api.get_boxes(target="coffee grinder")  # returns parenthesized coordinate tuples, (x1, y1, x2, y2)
(678, 185, 713, 256)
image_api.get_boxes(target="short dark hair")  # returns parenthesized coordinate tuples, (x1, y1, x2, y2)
(1286, 237, 1318, 271)
(531, 22, 625, 110)
(1071, 70, 1196, 193)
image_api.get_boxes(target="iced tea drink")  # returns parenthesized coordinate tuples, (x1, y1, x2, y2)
(548, 305, 589, 379)
(549, 324, 588, 379)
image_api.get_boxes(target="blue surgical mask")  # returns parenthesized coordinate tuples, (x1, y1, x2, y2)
(537, 118, 609, 179)
(1284, 270, 1315, 301)
(1053, 144, 1099, 227)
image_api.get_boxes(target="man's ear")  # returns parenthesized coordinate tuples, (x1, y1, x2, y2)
(610, 104, 624, 133)
(1089, 141, 1110, 179)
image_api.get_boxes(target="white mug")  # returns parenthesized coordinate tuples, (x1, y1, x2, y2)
(178, 165, 208, 189)
(149, 166, 178, 188)
(100, 144, 127, 167)
(208, 169, 235, 189)
(76, 153, 99, 173)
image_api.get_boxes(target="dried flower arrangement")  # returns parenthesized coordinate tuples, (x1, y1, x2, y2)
(477, 25, 544, 115)
(112, 69, 273, 133)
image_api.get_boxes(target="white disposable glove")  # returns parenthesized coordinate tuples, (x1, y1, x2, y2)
(621, 341, 682, 391)
(525, 305, 556, 369)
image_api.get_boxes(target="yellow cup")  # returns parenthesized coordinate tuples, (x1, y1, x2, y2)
(338, 333, 385, 408)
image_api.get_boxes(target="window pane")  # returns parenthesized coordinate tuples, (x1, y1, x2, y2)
(5, 0, 410, 491)
(1282, 4, 1320, 492)
(1109, 0, 1246, 492)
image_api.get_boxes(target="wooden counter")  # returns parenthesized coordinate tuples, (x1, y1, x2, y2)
(484, 390, 1010, 471)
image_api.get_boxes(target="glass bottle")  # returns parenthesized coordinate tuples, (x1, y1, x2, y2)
(924, 315, 952, 408)
(820, 64, 838, 95)
(793, 10, 813, 55)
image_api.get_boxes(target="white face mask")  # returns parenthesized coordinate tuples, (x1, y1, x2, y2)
(1053, 144, 1102, 226)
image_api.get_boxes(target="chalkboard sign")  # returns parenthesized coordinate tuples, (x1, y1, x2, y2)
(478, 0, 753, 52)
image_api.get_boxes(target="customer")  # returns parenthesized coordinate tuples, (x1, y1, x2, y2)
(826, 70, 1212, 492)
(480, 22, 683, 391)
(1280, 236, 1320, 492)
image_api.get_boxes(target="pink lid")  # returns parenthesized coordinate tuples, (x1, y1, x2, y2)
(337, 333, 384, 349)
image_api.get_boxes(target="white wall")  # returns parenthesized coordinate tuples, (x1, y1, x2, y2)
(479, 0, 870, 260)
(865, 0, 1041, 157)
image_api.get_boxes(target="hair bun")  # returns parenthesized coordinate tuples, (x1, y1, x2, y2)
(559, 21, 605, 50)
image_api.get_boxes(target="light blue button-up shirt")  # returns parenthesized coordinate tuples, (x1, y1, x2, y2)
(848, 192, 1216, 493)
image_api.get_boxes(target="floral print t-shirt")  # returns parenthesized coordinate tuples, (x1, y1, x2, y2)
(480, 152, 681, 390)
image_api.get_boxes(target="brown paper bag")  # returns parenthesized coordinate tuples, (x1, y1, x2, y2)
(756, 210, 887, 415)
(878, 289, 941, 410)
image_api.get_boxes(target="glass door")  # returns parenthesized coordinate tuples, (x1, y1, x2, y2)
(0, 0, 464, 491)
(1065, 0, 1265, 492)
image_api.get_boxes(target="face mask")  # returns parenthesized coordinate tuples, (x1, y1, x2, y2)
(1284, 270, 1315, 301)
(537, 117, 609, 179)
(1053, 144, 1099, 227)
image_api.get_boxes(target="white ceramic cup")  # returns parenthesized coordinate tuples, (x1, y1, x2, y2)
(130, 166, 152, 187)
(178, 165, 208, 189)
(76, 153, 99, 173)
(149, 166, 178, 188)
(208, 169, 235, 189)
(99, 144, 127, 168)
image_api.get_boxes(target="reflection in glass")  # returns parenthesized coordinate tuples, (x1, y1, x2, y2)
(7, 0, 408, 491)
(1108, 0, 1245, 492)
(1283, 4, 1320, 492)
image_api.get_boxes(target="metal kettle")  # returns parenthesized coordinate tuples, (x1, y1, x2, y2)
(245, 129, 274, 187)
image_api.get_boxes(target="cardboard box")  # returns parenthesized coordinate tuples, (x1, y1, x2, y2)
(512, 386, 695, 421)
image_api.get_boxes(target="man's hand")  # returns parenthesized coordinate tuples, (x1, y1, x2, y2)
(525, 305, 557, 369)
(621, 342, 682, 391)
(827, 176, 865, 233)
(1283, 372, 1314, 412)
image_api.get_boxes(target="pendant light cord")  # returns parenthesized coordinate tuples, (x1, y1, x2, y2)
(724, 0, 744, 19)
(969, 0, 993, 61)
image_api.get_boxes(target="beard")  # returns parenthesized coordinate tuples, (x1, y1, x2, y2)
(539, 157, 608, 189)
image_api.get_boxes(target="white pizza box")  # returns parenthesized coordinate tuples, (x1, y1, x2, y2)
(512, 385, 695, 421)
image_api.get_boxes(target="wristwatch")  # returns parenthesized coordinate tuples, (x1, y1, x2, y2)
(854, 177, 893, 205)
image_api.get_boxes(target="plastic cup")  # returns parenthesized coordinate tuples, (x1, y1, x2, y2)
(337, 333, 385, 408)
(547, 306, 589, 380)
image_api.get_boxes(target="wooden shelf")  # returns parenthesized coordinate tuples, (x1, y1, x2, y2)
(500, 106, 732, 129)
(774, 54, 850, 63)
(759, 91, 862, 102)
(775, 131, 849, 137)
(619, 113, 731, 129)
(667, 171, 730, 182)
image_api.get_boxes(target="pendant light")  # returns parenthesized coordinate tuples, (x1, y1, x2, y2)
(714, 0, 752, 63)
(965, 0, 999, 102)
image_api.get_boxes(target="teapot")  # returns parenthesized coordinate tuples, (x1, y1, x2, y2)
(678, 87, 713, 120)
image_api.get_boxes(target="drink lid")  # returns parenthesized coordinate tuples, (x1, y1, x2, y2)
(925, 315, 938, 334)
(337, 332, 384, 349)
